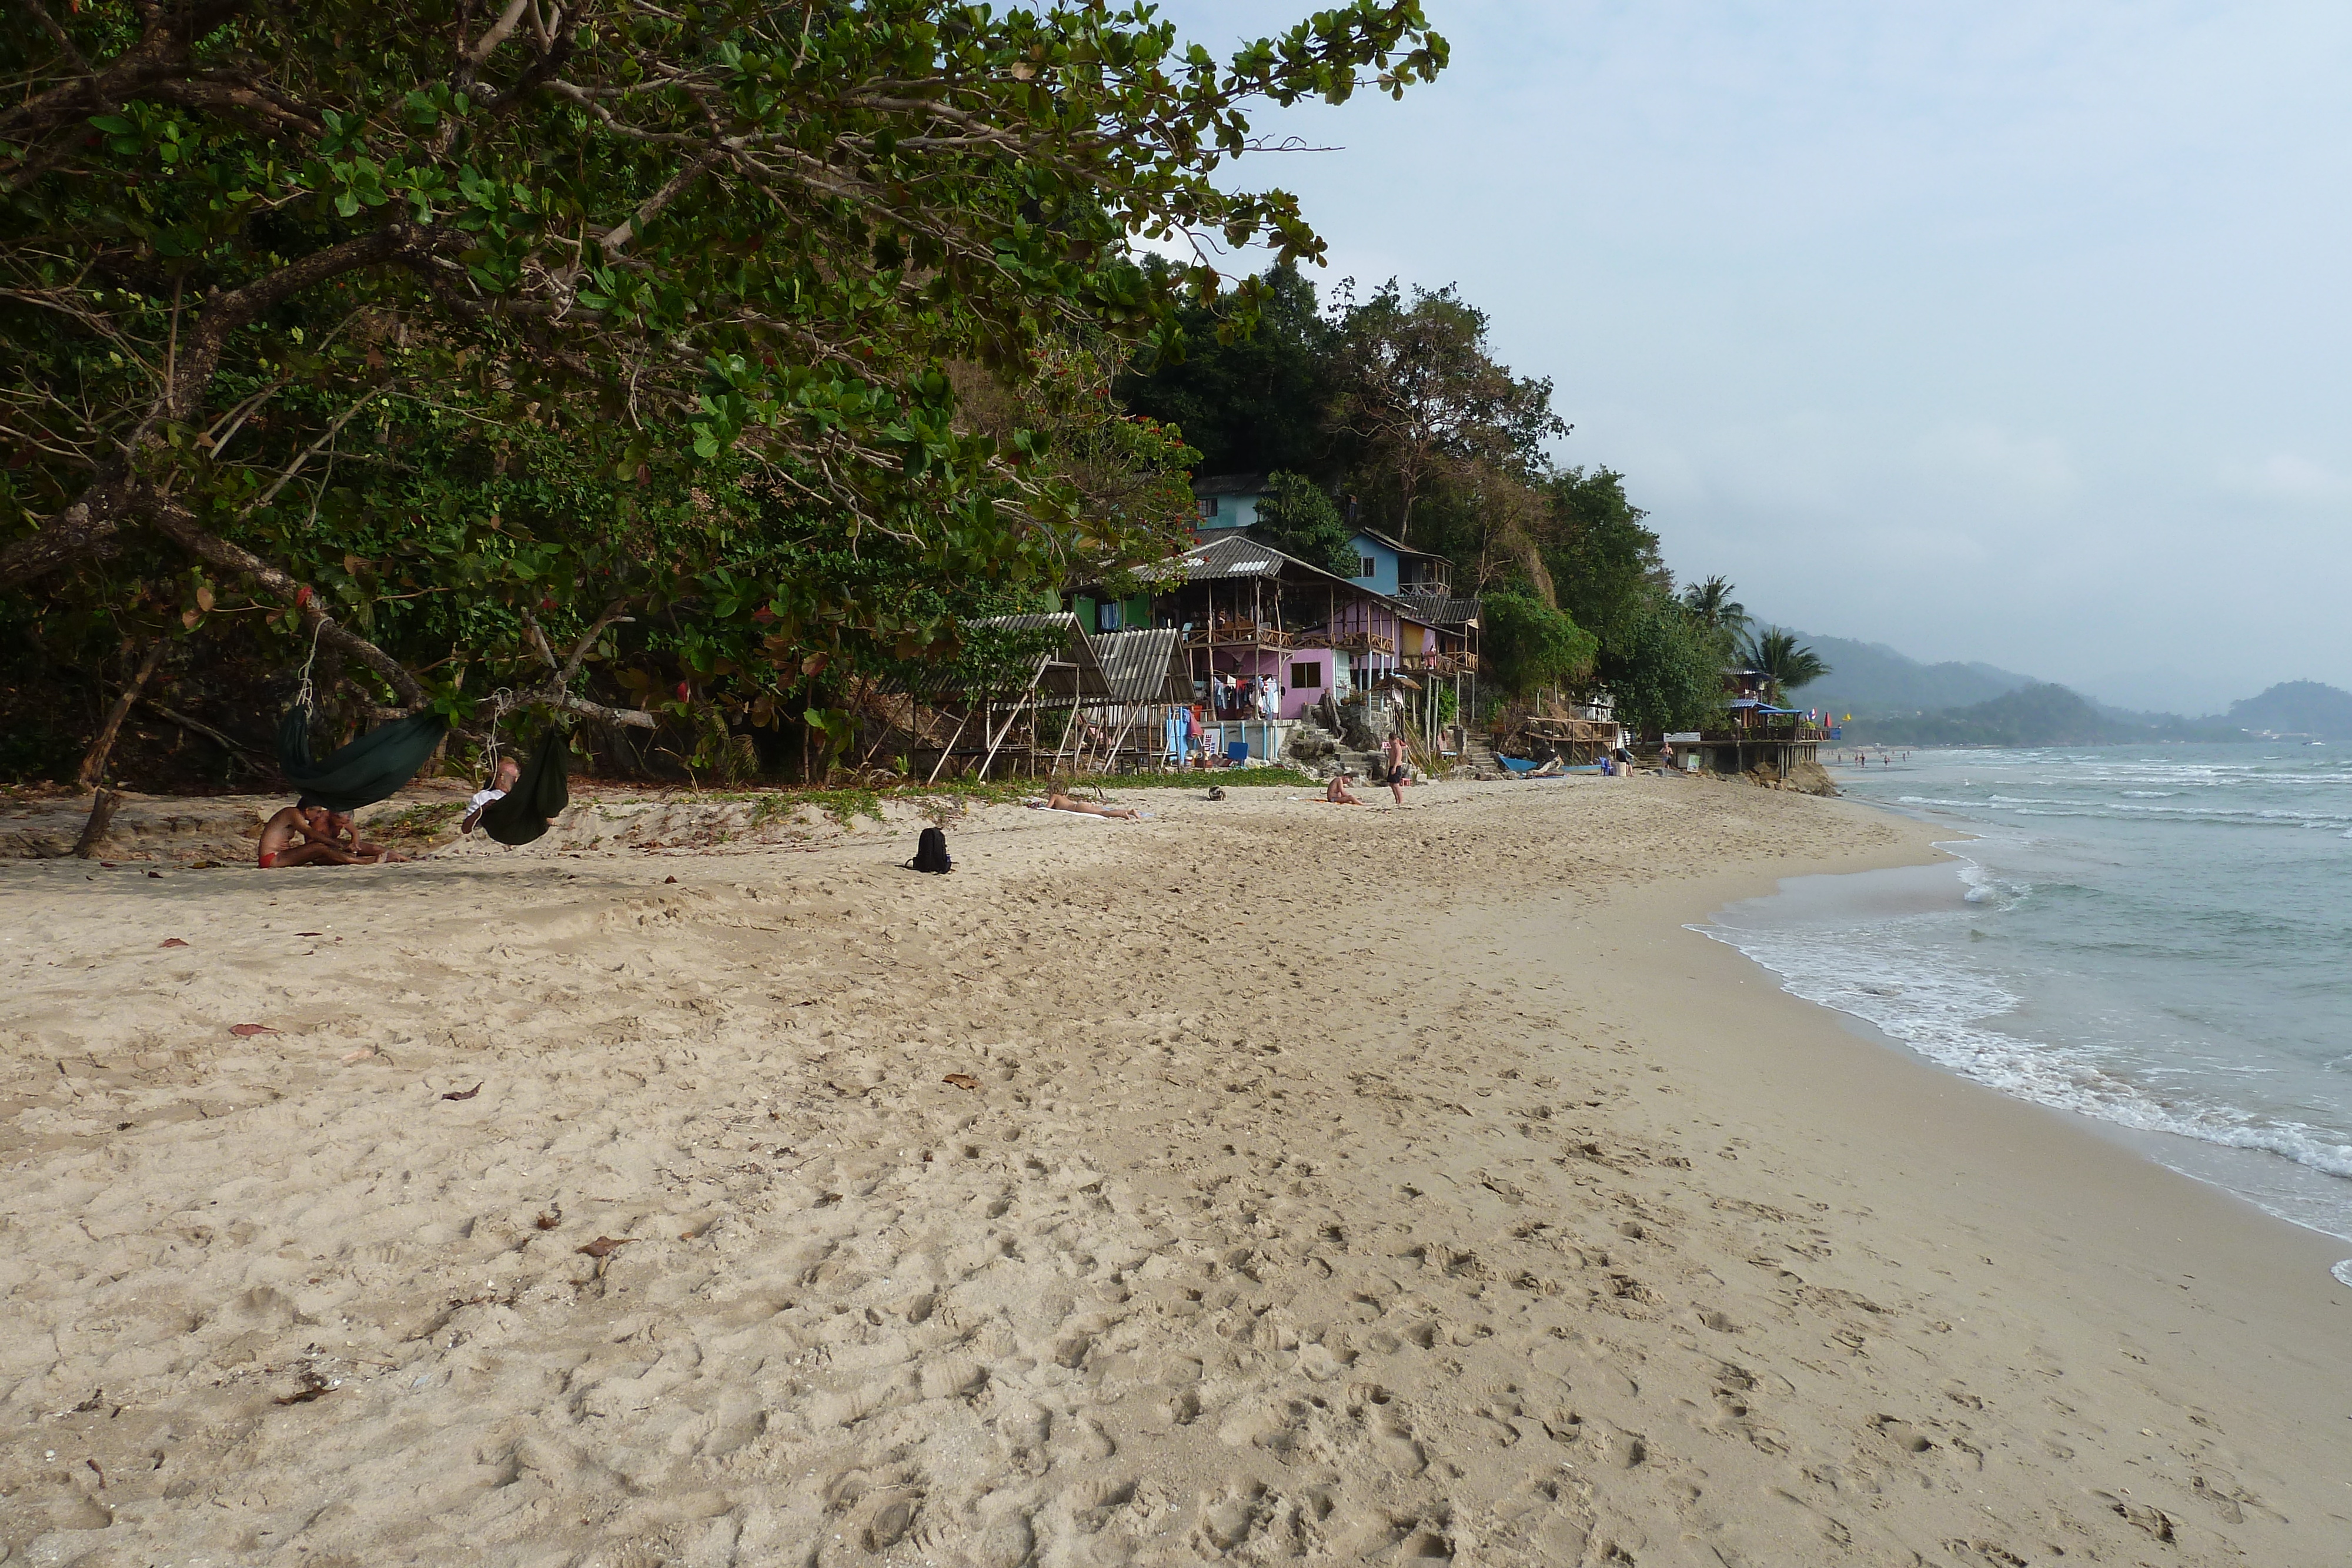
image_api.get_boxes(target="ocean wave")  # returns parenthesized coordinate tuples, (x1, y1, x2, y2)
(1700, 921, 2352, 1193)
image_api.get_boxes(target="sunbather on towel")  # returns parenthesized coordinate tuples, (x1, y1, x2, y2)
(1027, 792, 1140, 820)
(255, 804, 363, 868)
(462, 757, 522, 834)
(1324, 771, 1365, 805)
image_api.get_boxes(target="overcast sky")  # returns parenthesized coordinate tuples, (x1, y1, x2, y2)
(1151, 1, 2352, 713)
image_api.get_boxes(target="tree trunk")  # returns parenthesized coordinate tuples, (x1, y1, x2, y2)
(73, 790, 123, 859)
(76, 640, 169, 793)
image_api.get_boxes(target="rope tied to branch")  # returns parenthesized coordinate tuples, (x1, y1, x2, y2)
(293, 614, 328, 712)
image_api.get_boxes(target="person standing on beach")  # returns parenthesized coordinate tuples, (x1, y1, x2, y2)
(1381, 730, 1409, 806)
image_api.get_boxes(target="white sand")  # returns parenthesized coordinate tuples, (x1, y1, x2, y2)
(3, 775, 2346, 1566)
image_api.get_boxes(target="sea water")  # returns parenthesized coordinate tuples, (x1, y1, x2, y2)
(1702, 744, 2352, 1267)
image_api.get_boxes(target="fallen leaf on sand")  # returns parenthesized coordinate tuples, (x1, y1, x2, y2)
(296, 931, 324, 937)
(99, 861, 117, 868)
(86, 1459, 105, 1489)
(534, 1208, 562, 1230)
(442, 1082, 483, 1101)
(273, 1383, 332, 1406)
(146, 870, 162, 878)
(159, 938, 189, 948)
(943, 1072, 981, 1091)
(339, 1047, 376, 1064)
(664, 875, 677, 884)
(229, 1023, 278, 1037)
(576, 1236, 636, 1258)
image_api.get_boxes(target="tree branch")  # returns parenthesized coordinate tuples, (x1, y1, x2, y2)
(145, 499, 427, 707)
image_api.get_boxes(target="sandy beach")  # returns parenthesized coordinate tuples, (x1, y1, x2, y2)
(3, 775, 2346, 1567)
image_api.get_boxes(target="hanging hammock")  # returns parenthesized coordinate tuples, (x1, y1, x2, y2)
(272, 616, 446, 811)
(276, 704, 448, 813)
(479, 726, 570, 845)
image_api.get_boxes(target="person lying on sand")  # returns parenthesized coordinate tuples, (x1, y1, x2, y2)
(1025, 792, 1141, 820)
(1324, 772, 1365, 805)
(461, 757, 521, 835)
(256, 804, 364, 868)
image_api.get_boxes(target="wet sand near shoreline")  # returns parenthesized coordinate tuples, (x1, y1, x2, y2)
(2, 776, 2345, 1566)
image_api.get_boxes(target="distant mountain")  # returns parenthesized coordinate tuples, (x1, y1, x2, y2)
(1844, 684, 2134, 746)
(1786, 633, 2037, 717)
(2225, 681, 2352, 741)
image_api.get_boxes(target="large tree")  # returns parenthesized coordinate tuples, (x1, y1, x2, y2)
(1111, 258, 1339, 482)
(1, 0, 1446, 738)
(1327, 279, 1563, 544)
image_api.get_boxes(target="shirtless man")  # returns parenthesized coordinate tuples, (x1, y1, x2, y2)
(1324, 771, 1365, 804)
(255, 803, 362, 868)
(1379, 731, 1409, 805)
(1030, 791, 1141, 820)
(462, 757, 521, 834)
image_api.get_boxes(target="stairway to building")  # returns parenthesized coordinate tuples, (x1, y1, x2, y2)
(1454, 731, 1504, 778)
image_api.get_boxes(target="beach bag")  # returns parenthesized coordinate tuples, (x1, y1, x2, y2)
(907, 825, 953, 874)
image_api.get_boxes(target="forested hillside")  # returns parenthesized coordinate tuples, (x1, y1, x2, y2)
(1793, 634, 2034, 717)
(2226, 681, 2352, 740)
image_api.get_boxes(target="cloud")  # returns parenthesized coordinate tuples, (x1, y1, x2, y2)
(2233, 453, 2352, 509)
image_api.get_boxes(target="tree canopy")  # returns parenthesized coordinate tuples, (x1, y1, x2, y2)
(2, 0, 1445, 768)
(1247, 469, 1355, 577)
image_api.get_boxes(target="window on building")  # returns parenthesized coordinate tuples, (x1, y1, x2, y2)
(1289, 661, 1322, 690)
(1358, 555, 1377, 579)
(1200, 496, 1220, 519)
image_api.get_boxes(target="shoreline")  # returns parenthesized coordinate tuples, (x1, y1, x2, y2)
(3, 775, 2344, 1563)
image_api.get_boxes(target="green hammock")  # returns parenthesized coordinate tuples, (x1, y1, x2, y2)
(278, 704, 448, 813)
(480, 727, 570, 845)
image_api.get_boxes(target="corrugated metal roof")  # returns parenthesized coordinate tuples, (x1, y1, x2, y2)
(1191, 472, 1268, 497)
(897, 612, 1114, 701)
(1356, 526, 1449, 561)
(1087, 627, 1190, 704)
(1176, 531, 1291, 581)
(1396, 591, 1481, 626)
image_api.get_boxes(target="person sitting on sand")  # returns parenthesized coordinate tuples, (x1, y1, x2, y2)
(1324, 771, 1365, 804)
(1026, 791, 1141, 820)
(255, 804, 364, 868)
(462, 757, 521, 834)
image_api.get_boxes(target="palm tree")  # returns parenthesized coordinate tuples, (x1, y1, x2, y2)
(1681, 576, 1750, 637)
(1741, 627, 1830, 704)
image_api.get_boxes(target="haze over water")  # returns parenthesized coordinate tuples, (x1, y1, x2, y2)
(1705, 745, 2352, 1252)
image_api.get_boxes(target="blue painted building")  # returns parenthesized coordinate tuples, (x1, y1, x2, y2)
(1191, 473, 1267, 531)
(1189, 477, 1454, 600)
(1343, 526, 1452, 599)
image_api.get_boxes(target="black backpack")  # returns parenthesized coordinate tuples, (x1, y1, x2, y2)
(907, 825, 953, 874)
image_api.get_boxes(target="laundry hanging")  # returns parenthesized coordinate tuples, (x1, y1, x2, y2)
(479, 726, 570, 845)
(276, 704, 447, 812)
